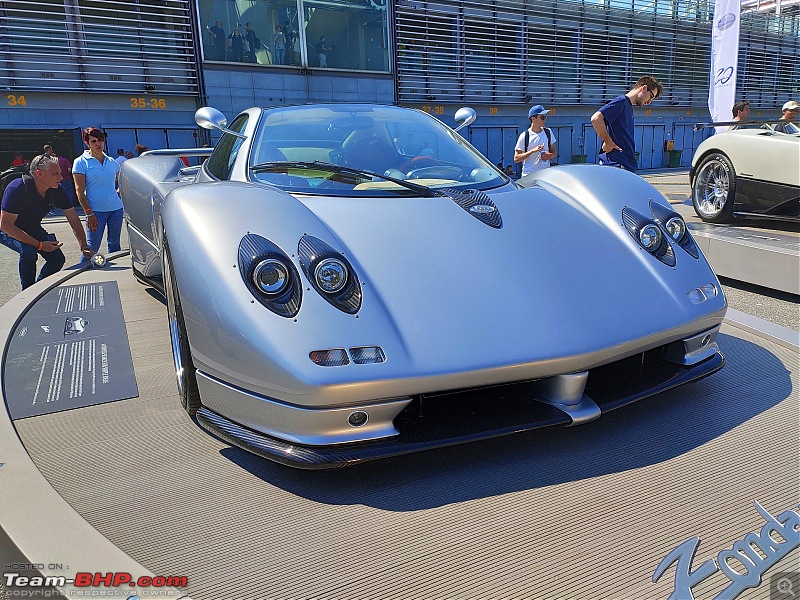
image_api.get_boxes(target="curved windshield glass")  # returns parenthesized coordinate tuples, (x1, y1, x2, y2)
(249, 104, 505, 195)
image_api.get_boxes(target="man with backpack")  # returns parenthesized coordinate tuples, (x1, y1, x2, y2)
(514, 105, 557, 177)
(0, 154, 93, 290)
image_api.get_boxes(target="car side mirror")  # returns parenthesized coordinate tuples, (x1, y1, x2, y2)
(194, 107, 247, 139)
(453, 107, 476, 133)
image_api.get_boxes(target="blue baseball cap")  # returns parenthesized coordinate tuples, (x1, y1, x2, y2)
(528, 105, 550, 118)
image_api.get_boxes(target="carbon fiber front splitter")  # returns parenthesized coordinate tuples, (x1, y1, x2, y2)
(196, 350, 725, 469)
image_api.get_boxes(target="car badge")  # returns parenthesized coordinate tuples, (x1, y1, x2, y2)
(470, 205, 496, 214)
(64, 316, 88, 336)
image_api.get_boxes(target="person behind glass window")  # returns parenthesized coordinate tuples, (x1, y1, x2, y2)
(228, 26, 245, 62)
(316, 35, 332, 68)
(208, 20, 226, 61)
(273, 26, 286, 66)
(72, 127, 124, 262)
(284, 24, 298, 65)
(244, 22, 260, 63)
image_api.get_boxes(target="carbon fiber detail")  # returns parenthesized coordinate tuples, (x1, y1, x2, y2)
(297, 235, 362, 314)
(441, 188, 503, 229)
(622, 207, 676, 267)
(650, 200, 700, 259)
(238, 234, 302, 318)
(196, 348, 724, 469)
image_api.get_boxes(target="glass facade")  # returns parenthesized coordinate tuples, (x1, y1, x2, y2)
(197, 0, 390, 72)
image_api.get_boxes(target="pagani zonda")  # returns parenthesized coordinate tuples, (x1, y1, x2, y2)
(690, 121, 800, 223)
(119, 104, 726, 469)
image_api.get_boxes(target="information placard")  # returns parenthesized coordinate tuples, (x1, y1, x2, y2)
(5, 281, 139, 419)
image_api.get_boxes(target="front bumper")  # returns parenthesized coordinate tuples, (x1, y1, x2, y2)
(196, 347, 725, 469)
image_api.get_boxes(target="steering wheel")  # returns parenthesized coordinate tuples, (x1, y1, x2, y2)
(406, 165, 469, 181)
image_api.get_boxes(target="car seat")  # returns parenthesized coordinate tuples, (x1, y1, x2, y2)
(255, 142, 288, 164)
(338, 134, 399, 174)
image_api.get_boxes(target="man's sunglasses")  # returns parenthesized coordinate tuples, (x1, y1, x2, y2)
(538, 115, 547, 120)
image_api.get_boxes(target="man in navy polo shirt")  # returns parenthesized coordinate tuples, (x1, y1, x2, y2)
(0, 155, 93, 290)
(591, 75, 663, 172)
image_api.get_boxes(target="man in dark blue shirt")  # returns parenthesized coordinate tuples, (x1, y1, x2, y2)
(591, 76, 663, 172)
(0, 154, 93, 290)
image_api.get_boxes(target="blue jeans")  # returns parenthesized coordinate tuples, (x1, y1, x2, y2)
(0, 230, 65, 290)
(82, 208, 124, 262)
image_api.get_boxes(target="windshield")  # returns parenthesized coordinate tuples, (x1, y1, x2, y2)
(249, 104, 505, 195)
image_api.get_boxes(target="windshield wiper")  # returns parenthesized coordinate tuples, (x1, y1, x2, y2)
(250, 160, 442, 198)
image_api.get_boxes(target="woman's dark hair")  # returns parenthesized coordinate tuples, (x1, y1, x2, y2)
(82, 127, 106, 144)
(134, 143, 150, 156)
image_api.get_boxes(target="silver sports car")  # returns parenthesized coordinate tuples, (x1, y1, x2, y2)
(119, 104, 726, 469)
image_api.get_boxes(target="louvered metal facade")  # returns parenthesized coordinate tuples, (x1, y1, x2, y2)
(395, 0, 800, 107)
(0, 0, 198, 95)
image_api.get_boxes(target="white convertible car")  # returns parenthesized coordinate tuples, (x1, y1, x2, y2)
(690, 121, 800, 223)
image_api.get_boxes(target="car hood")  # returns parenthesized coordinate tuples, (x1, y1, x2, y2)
(296, 181, 723, 368)
(165, 169, 725, 400)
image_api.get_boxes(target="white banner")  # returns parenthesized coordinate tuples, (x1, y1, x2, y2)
(708, 0, 741, 132)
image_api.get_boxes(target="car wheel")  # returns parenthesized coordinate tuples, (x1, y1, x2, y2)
(692, 153, 736, 223)
(161, 234, 201, 415)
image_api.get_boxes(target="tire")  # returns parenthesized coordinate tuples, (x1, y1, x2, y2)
(161, 234, 202, 415)
(692, 152, 736, 223)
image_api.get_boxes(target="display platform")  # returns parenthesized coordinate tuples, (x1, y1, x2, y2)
(1, 257, 798, 600)
(671, 197, 800, 295)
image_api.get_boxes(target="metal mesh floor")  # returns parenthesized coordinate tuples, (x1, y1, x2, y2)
(12, 268, 800, 600)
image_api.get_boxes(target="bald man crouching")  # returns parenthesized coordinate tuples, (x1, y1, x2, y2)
(0, 154, 93, 290)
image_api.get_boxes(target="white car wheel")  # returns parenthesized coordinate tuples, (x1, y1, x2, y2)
(692, 153, 736, 223)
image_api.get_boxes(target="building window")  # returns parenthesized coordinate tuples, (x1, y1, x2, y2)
(197, 0, 389, 72)
(198, 0, 301, 65)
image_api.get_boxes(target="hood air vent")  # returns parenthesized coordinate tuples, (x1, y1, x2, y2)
(441, 188, 503, 229)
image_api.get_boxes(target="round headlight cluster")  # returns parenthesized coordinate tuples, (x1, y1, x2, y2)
(665, 216, 686, 241)
(252, 258, 289, 295)
(639, 224, 662, 251)
(315, 258, 348, 293)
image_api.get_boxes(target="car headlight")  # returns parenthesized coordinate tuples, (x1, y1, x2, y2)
(665, 216, 686, 242)
(315, 258, 348, 293)
(298, 235, 362, 314)
(649, 200, 699, 259)
(622, 207, 676, 267)
(639, 224, 662, 250)
(253, 258, 290, 295)
(238, 234, 302, 317)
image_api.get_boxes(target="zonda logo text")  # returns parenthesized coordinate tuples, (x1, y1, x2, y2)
(653, 501, 799, 600)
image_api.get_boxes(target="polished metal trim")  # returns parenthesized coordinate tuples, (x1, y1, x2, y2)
(539, 395, 602, 426)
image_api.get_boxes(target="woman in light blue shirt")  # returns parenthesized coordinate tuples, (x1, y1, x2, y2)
(73, 127, 123, 260)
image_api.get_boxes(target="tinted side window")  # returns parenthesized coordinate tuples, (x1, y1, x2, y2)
(205, 114, 249, 180)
